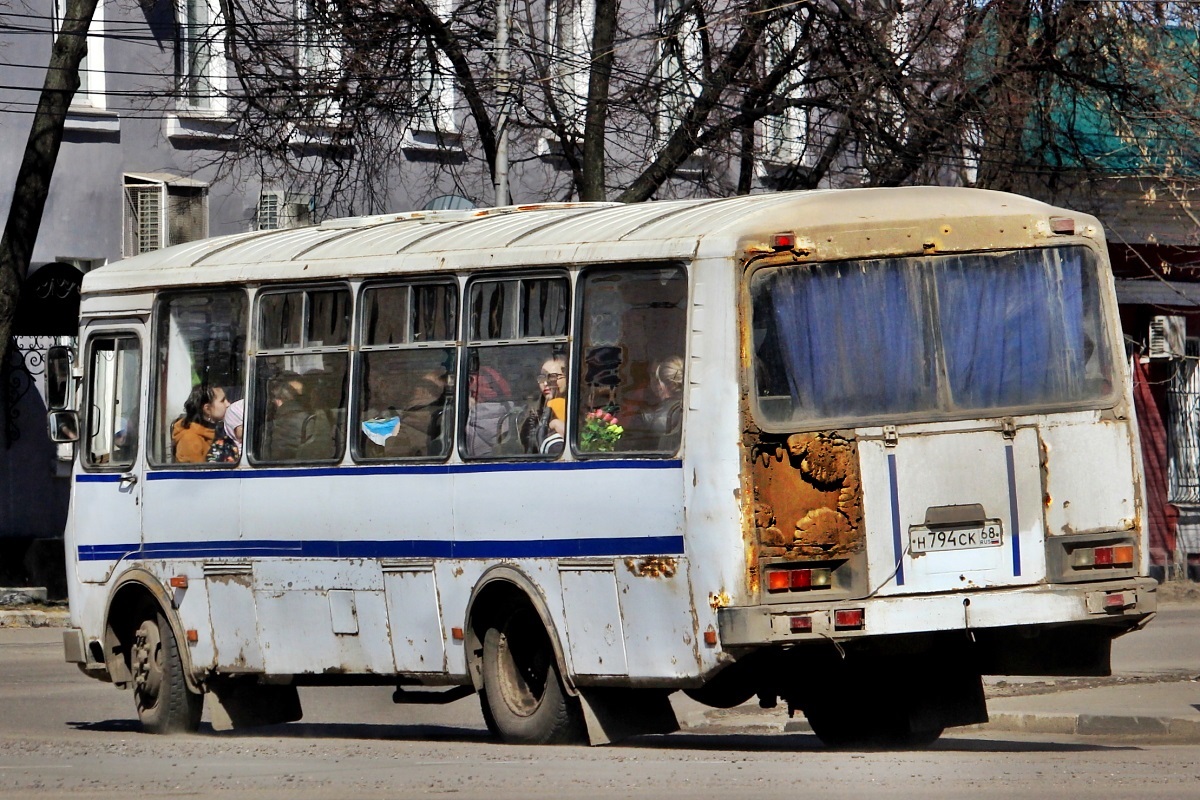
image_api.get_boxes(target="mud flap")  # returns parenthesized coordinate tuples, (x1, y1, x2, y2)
(578, 688, 679, 745)
(208, 677, 303, 731)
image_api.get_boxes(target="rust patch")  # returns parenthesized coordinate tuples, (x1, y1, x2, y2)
(623, 556, 678, 578)
(746, 431, 865, 562)
(708, 591, 731, 611)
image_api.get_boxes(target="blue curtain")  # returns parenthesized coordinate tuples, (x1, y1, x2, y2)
(761, 260, 937, 419)
(935, 248, 1091, 410)
(754, 246, 1104, 423)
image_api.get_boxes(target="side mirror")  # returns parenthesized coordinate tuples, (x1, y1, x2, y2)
(48, 410, 79, 444)
(47, 346, 74, 411)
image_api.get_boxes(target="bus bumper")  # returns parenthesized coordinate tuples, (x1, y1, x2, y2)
(717, 577, 1158, 648)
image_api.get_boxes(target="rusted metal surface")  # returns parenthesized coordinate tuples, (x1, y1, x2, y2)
(744, 430, 865, 566)
(623, 556, 678, 578)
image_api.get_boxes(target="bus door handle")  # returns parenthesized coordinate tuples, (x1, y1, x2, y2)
(119, 473, 138, 488)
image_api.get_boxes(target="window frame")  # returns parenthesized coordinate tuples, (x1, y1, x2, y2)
(458, 270, 573, 462)
(570, 262, 690, 460)
(81, 330, 143, 473)
(146, 288, 249, 469)
(176, 0, 228, 114)
(745, 244, 1123, 434)
(248, 282, 354, 466)
(352, 277, 460, 463)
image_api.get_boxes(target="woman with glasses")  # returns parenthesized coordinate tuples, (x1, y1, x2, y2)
(521, 355, 568, 456)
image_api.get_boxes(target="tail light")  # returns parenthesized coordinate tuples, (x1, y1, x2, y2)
(834, 608, 865, 630)
(1071, 545, 1135, 569)
(766, 567, 832, 593)
(789, 616, 813, 633)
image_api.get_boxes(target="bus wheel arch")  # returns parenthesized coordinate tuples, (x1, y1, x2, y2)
(103, 569, 204, 733)
(465, 566, 586, 744)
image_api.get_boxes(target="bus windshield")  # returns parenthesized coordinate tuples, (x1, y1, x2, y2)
(751, 245, 1114, 426)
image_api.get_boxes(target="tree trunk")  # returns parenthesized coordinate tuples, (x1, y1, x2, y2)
(580, 0, 617, 201)
(0, 0, 98, 353)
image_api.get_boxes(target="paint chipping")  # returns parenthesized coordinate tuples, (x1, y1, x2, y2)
(624, 557, 678, 578)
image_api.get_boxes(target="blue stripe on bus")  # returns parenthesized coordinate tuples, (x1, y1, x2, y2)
(107, 458, 685, 482)
(1005, 443, 1022, 577)
(887, 452, 905, 587)
(76, 474, 123, 483)
(77, 534, 686, 562)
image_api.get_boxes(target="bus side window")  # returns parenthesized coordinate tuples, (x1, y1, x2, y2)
(148, 291, 247, 467)
(355, 282, 457, 461)
(252, 286, 351, 463)
(462, 275, 569, 460)
(84, 335, 142, 469)
(575, 266, 688, 456)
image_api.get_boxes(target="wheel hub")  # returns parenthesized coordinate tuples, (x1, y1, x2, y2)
(132, 620, 164, 703)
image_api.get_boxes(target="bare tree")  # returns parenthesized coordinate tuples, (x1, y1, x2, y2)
(0, 0, 98, 353)
(203, 0, 1200, 210)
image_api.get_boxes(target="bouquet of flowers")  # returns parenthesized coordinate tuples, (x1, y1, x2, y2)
(581, 409, 623, 452)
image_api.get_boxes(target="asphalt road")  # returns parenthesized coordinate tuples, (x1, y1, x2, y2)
(0, 606, 1197, 799)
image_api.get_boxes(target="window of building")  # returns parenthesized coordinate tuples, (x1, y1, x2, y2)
(545, 0, 593, 131)
(149, 291, 248, 466)
(760, 19, 808, 168)
(178, 0, 226, 112)
(655, 0, 704, 143)
(122, 174, 210, 256)
(296, 0, 343, 124)
(53, 0, 106, 109)
(84, 335, 141, 469)
(251, 286, 351, 463)
(574, 265, 688, 456)
(462, 275, 570, 459)
(355, 281, 458, 461)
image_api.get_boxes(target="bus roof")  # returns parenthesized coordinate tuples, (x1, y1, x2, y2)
(83, 187, 1097, 295)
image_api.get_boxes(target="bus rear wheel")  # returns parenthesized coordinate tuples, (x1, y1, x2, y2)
(481, 605, 584, 744)
(130, 610, 203, 734)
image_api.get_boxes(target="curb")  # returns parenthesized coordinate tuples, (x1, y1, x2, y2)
(979, 711, 1200, 742)
(0, 609, 70, 628)
(686, 710, 1200, 742)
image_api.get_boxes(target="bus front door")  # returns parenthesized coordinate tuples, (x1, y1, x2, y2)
(74, 327, 146, 584)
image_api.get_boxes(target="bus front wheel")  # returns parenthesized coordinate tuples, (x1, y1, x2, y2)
(481, 605, 584, 744)
(130, 610, 203, 734)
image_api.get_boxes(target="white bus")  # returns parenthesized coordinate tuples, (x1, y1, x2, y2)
(51, 188, 1155, 747)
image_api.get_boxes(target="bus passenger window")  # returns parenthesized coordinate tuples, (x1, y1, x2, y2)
(575, 266, 687, 456)
(149, 291, 247, 466)
(85, 336, 141, 469)
(462, 276, 569, 459)
(356, 282, 457, 461)
(252, 286, 350, 463)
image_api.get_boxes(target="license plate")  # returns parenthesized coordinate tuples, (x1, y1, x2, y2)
(909, 522, 1003, 554)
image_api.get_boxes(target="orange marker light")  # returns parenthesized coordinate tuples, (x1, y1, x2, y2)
(168, 575, 188, 589)
(185, 629, 199, 644)
(451, 627, 464, 641)
(703, 628, 718, 646)
(767, 570, 791, 592)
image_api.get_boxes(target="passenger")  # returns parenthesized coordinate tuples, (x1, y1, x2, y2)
(626, 355, 684, 450)
(363, 367, 450, 458)
(206, 398, 244, 464)
(172, 384, 231, 463)
(464, 366, 514, 457)
(263, 373, 306, 461)
(521, 356, 568, 456)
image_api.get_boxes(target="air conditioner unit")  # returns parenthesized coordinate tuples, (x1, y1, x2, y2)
(1149, 315, 1187, 359)
(257, 191, 314, 230)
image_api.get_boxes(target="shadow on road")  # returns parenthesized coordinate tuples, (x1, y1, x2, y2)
(65, 720, 1140, 755)
(622, 731, 1141, 754)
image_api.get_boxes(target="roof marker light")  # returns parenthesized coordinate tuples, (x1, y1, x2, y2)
(772, 232, 797, 250)
(1049, 217, 1075, 235)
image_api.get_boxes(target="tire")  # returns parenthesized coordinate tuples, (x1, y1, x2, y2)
(481, 605, 585, 745)
(130, 609, 203, 734)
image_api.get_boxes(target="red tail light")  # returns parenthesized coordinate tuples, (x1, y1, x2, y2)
(766, 568, 833, 593)
(789, 616, 813, 633)
(834, 609, 864, 630)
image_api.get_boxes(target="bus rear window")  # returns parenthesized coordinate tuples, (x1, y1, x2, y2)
(751, 246, 1113, 426)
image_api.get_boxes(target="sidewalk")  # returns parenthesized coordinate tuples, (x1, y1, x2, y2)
(0, 608, 68, 628)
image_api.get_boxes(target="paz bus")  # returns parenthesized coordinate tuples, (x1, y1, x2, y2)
(50, 188, 1155, 746)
